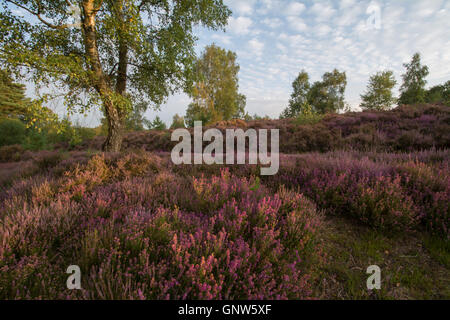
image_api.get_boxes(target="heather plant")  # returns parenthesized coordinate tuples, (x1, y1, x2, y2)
(34, 151, 65, 171)
(397, 161, 450, 236)
(261, 151, 449, 237)
(113, 151, 163, 179)
(0, 144, 23, 162)
(355, 175, 419, 232)
(0, 155, 323, 299)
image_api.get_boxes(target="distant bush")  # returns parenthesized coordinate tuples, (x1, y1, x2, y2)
(23, 127, 50, 151)
(34, 151, 64, 171)
(0, 119, 26, 147)
(0, 144, 24, 162)
(294, 112, 324, 125)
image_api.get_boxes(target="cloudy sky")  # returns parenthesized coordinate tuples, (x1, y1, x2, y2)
(145, 0, 450, 126)
(19, 0, 450, 126)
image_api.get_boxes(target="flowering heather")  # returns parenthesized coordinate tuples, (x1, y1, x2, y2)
(76, 104, 450, 154)
(0, 128, 448, 299)
(0, 152, 322, 299)
(262, 151, 449, 236)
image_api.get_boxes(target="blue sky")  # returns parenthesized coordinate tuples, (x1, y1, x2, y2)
(17, 0, 450, 127)
(150, 0, 450, 126)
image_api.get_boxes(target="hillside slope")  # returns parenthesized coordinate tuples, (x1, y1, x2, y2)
(78, 103, 450, 153)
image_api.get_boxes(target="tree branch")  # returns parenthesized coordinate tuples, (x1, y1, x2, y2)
(7, 0, 71, 29)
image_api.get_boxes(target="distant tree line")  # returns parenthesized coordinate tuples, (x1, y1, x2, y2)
(280, 52, 449, 120)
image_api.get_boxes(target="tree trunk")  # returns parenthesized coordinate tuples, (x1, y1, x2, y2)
(103, 113, 124, 152)
(81, 0, 127, 152)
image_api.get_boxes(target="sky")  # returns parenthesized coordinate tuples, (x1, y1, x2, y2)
(18, 0, 450, 127)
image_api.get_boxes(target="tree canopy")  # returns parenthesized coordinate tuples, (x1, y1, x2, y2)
(281, 69, 347, 118)
(425, 81, 450, 106)
(148, 115, 166, 130)
(185, 44, 246, 127)
(398, 53, 429, 105)
(360, 70, 397, 111)
(0, 0, 231, 151)
(309, 69, 347, 114)
(170, 113, 185, 129)
(0, 68, 30, 119)
(280, 70, 310, 118)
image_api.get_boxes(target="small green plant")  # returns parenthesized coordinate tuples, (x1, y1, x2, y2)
(294, 104, 324, 125)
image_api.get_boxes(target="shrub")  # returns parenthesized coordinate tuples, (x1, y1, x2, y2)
(0, 119, 26, 147)
(0, 144, 23, 162)
(294, 112, 324, 126)
(397, 161, 450, 237)
(22, 127, 50, 151)
(355, 176, 419, 232)
(262, 151, 449, 237)
(34, 151, 64, 171)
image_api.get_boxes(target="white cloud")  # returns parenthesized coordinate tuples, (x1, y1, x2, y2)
(310, 3, 336, 22)
(167, 0, 450, 117)
(314, 24, 332, 37)
(285, 2, 306, 16)
(262, 17, 283, 29)
(227, 16, 253, 35)
(276, 43, 287, 54)
(211, 34, 231, 45)
(226, 0, 256, 16)
(287, 16, 308, 32)
(248, 38, 265, 57)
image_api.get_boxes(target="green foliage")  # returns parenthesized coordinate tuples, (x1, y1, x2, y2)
(170, 114, 186, 129)
(360, 71, 397, 111)
(185, 44, 246, 127)
(148, 116, 167, 131)
(54, 119, 99, 148)
(124, 102, 149, 132)
(293, 104, 324, 125)
(24, 99, 63, 135)
(281, 69, 347, 118)
(23, 127, 50, 151)
(399, 53, 430, 105)
(0, 113, 98, 151)
(309, 69, 347, 114)
(425, 81, 450, 106)
(244, 113, 271, 121)
(0, 0, 231, 151)
(0, 69, 30, 119)
(0, 118, 26, 146)
(281, 71, 311, 118)
(185, 102, 211, 127)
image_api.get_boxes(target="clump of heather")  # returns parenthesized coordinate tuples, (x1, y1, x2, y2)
(397, 160, 449, 236)
(0, 153, 322, 299)
(264, 150, 449, 236)
(355, 175, 418, 232)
